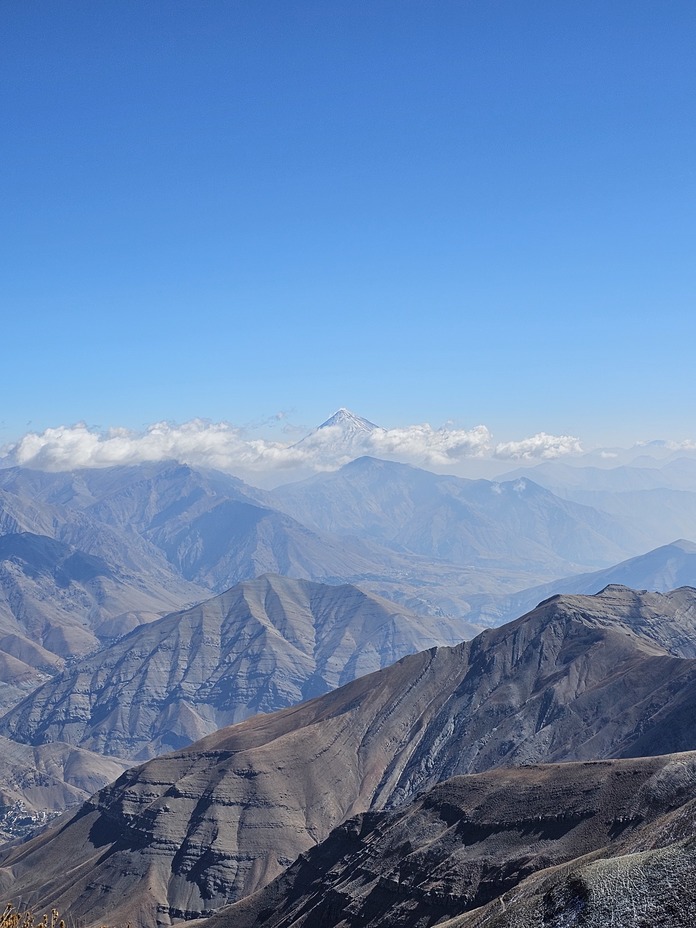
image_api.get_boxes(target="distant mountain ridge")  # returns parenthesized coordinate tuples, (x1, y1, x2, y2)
(0, 530, 204, 663)
(473, 538, 696, 628)
(500, 457, 696, 551)
(0, 457, 652, 624)
(271, 455, 645, 572)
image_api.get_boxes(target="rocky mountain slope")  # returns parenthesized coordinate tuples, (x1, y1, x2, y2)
(0, 575, 468, 760)
(0, 464, 380, 594)
(211, 751, 696, 928)
(2, 453, 694, 628)
(0, 459, 616, 621)
(4, 586, 696, 926)
(502, 457, 696, 553)
(0, 471, 211, 602)
(0, 532, 204, 663)
(0, 645, 58, 717)
(59, 461, 392, 592)
(0, 735, 128, 842)
(471, 538, 696, 629)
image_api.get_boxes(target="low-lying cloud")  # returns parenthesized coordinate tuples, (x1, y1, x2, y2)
(493, 432, 584, 460)
(1, 416, 584, 479)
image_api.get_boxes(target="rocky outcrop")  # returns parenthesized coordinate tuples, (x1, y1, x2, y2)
(4, 587, 696, 926)
(0, 575, 466, 759)
(210, 752, 696, 928)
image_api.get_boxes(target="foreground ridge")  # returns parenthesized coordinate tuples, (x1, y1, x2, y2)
(3, 586, 696, 926)
(207, 751, 696, 928)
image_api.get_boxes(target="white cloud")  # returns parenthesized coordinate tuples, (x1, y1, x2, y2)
(1, 417, 584, 477)
(4, 420, 294, 473)
(666, 439, 696, 451)
(494, 432, 583, 460)
(368, 423, 492, 465)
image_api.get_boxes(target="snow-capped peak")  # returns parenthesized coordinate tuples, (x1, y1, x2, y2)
(291, 409, 384, 457)
(316, 408, 381, 435)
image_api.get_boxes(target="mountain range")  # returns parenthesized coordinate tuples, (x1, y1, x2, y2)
(4, 586, 696, 926)
(470, 537, 696, 628)
(0, 451, 661, 637)
(503, 457, 696, 550)
(0, 531, 203, 661)
(0, 574, 465, 760)
(3, 413, 696, 925)
(270, 455, 641, 573)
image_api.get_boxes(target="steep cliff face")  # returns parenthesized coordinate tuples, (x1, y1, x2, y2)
(3, 587, 696, 927)
(0, 574, 464, 759)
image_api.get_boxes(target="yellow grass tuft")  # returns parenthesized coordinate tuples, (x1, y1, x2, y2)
(0, 904, 64, 928)
(0, 904, 125, 928)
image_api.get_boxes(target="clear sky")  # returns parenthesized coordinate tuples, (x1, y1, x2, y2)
(2, 1, 695, 453)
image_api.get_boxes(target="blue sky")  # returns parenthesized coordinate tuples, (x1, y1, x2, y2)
(2, 1, 695, 453)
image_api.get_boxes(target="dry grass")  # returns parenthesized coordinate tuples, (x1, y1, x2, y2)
(0, 904, 125, 928)
(0, 904, 64, 928)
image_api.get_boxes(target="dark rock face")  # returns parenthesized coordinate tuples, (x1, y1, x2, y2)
(212, 753, 696, 928)
(0, 574, 464, 759)
(4, 587, 696, 927)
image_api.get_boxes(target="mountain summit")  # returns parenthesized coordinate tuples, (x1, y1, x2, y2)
(292, 409, 384, 459)
(316, 408, 381, 435)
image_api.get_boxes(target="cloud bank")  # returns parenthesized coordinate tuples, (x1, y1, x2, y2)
(493, 432, 584, 460)
(1, 416, 584, 479)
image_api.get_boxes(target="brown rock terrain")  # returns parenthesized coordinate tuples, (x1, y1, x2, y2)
(210, 751, 696, 928)
(0, 650, 55, 718)
(0, 531, 206, 663)
(0, 574, 466, 759)
(3, 587, 696, 926)
(0, 736, 129, 842)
